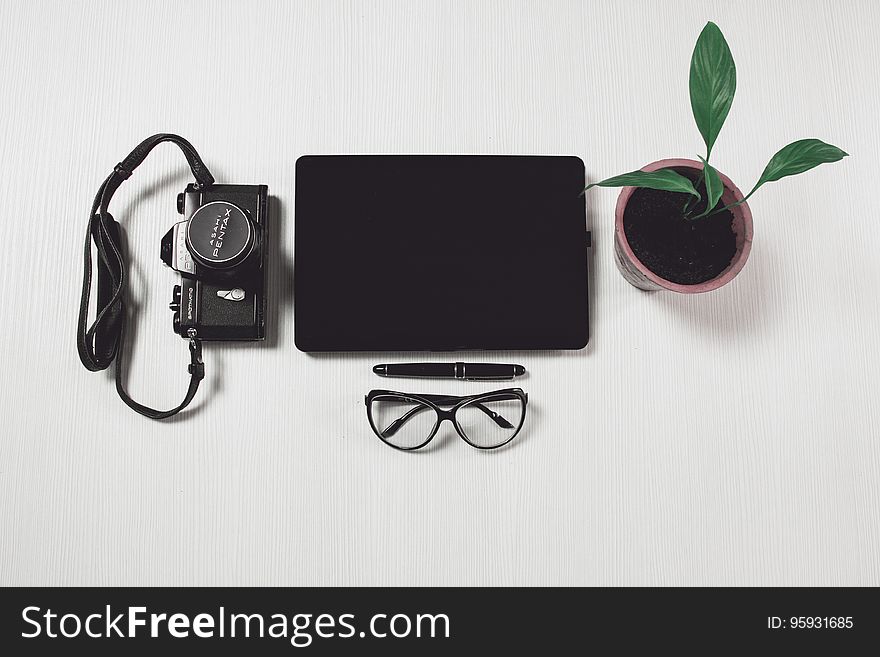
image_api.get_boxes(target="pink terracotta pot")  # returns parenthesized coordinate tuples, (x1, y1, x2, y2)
(613, 158, 753, 293)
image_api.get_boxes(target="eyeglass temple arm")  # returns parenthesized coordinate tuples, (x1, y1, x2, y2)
(419, 393, 520, 426)
(420, 394, 517, 430)
(420, 393, 520, 406)
(380, 398, 514, 438)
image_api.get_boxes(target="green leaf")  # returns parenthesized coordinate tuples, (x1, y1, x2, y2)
(584, 169, 700, 199)
(752, 139, 849, 193)
(691, 156, 724, 218)
(690, 22, 736, 158)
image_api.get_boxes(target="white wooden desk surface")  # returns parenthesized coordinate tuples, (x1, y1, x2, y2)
(1, 0, 877, 586)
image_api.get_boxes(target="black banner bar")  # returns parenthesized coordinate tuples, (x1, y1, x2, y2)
(0, 587, 875, 654)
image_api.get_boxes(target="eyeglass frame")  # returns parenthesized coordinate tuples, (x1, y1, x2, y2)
(364, 388, 528, 451)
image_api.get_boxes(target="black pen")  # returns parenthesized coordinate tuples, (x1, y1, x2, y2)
(372, 362, 526, 381)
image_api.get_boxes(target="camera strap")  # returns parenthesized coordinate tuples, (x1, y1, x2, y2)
(77, 134, 215, 420)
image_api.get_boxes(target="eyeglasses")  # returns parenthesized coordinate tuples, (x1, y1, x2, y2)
(365, 388, 528, 451)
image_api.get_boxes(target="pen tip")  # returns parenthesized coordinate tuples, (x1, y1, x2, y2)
(514, 365, 525, 376)
(372, 364, 385, 375)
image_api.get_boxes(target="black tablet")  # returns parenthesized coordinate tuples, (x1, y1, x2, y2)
(294, 155, 589, 351)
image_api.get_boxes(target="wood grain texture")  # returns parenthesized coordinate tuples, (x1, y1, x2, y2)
(0, 0, 878, 586)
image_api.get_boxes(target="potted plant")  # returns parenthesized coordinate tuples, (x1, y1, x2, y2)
(586, 22, 847, 292)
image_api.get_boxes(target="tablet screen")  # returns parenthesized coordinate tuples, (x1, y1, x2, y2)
(294, 155, 589, 351)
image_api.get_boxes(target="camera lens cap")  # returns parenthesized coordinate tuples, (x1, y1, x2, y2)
(186, 201, 254, 270)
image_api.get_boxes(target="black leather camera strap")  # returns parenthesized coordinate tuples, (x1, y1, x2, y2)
(77, 134, 215, 420)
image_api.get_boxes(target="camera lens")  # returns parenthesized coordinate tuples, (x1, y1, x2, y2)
(185, 201, 254, 270)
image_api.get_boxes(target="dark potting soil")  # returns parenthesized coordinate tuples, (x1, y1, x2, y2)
(622, 168, 737, 285)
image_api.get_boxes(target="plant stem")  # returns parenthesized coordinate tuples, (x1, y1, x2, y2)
(682, 155, 710, 216)
(704, 187, 756, 218)
(682, 170, 705, 215)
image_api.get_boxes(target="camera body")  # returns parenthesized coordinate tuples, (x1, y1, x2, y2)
(161, 183, 268, 340)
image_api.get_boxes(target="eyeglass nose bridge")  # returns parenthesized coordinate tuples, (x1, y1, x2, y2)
(435, 408, 456, 422)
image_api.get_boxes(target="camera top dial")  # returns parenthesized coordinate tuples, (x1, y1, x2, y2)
(185, 201, 254, 270)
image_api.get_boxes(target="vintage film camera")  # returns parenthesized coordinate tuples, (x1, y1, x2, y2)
(161, 184, 268, 341)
